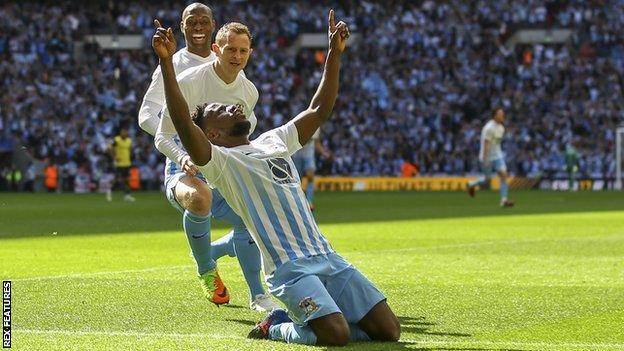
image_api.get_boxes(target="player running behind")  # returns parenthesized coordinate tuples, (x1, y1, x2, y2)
(153, 10, 400, 346)
(139, 3, 279, 311)
(468, 107, 515, 207)
(291, 129, 331, 211)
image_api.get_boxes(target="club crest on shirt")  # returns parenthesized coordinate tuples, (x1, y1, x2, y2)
(267, 157, 296, 184)
(298, 297, 319, 317)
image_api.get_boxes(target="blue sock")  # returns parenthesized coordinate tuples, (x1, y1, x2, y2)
(305, 178, 314, 203)
(211, 197, 265, 299)
(183, 210, 215, 275)
(233, 228, 265, 298)
(268, 323, 317, 344)
(500, 178, 509, 200)
(349, 324, 371, 341)
(211, 231, 235, 259)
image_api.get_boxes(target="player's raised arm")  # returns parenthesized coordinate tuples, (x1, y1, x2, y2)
(293, 10, 349, 145)
(152, 20, 212, 164)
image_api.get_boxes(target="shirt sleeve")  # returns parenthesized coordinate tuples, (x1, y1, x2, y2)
(138, 67, 165, 136)
(312, 129, 321, 140)
(248, 110, 258, 135)
(272, 121, 303, 155)
(246, 80, 260, 133)
(154, 75, 194, 165)
(483, 125, 495, 141)
(198, 144, 229, 185)
(143, 66, 165, 105)
(137, 100, 162, 136)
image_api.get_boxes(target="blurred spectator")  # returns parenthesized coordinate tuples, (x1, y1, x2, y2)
(0, 0, 622, 192)
(401, 159, 420, 178)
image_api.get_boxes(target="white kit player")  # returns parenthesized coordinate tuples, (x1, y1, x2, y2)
(468, 107, 514, 207)
(139, 3, 279, 310)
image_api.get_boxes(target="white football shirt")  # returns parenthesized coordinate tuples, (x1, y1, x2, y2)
(139, 48, 216, 136)
(479, 119, 505, 162)
(156, 61, 259, 177)
(198, 122, 333, 274)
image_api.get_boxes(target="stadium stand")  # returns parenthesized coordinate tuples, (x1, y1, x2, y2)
(0, 0, 622, 191)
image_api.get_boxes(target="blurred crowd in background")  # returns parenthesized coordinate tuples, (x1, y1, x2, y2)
(1, 0, 623, 191)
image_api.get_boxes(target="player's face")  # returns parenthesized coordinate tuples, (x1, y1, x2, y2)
(203, 104, 250, 144)
(213, 32, 253, 76)
(181, 9, 214, 52)
(494, 109, 505, 124)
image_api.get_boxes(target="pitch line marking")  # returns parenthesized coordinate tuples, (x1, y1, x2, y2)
(14, 328, 246, 340)
(8, 240, 500, 282)
(402, 339, 624, 350)
(14, 330, 624, 349)
(9, 235, 622, 282)
(347, 234, 624, 254)
(344, 238, 543, 254)
(9, 265, 195, 282)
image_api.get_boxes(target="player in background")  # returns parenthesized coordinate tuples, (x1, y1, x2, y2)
(139, 3, 278, 311)
(291, 129, 331, 211)
(153, 10, 400, 346)
(467, 108, 515, 207)
(108, 127, 135, 202)
(565, 142, 579, 191)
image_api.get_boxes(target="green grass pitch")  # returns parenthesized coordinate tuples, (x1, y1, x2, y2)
(1, 190, 623, 350)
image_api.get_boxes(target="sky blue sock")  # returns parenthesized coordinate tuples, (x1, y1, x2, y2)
(233, 229, 265, 298)
(305, 179, 314, 203)
(500, 178, 509, 199)
(268, 322, 317, 344)
(211, 231, 235, 259)
(349, 324, 371, 341)
(183, 210, 215, 275)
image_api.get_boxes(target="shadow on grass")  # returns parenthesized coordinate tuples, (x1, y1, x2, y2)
(386, 317, 527, 351)
(1, 191, 622, 238)
(223, 315, 526, 351)
(398, 316, 471, 337)
(225, 318, 256, 327)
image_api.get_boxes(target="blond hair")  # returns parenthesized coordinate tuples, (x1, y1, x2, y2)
(215, 22, 253, 47)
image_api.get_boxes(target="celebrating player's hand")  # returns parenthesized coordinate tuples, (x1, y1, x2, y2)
(180, 154, 199, 177)
(152, 19, 176, 60)
(328, 9, 350, 53)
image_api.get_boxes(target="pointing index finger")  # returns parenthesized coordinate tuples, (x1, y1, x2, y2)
(328, 9, 335, 32)
(154, 19, 162, 29)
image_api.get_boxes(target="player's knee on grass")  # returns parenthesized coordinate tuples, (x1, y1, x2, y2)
(358, 301, 401, 342)
(176, 177, 213, 216)
(309, 312, 350, 346)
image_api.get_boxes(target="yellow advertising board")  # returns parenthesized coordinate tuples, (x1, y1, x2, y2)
(313, 176, 528, 191)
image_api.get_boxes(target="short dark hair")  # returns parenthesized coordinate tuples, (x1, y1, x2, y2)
(182, 3, 214, 22)
(191, 103, 210, 128)
(492, 107, 504, 117)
